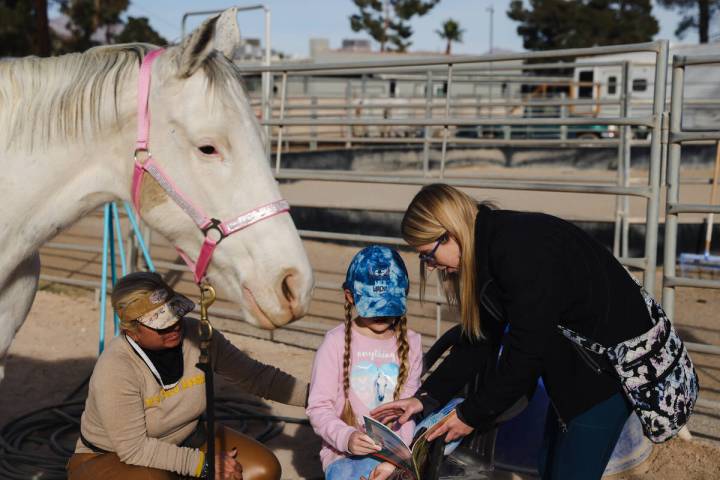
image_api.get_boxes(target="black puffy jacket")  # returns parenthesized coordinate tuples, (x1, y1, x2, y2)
(419, 205, 652, 431)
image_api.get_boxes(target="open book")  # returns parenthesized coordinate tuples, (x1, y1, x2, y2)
(363, 409, 455, 480)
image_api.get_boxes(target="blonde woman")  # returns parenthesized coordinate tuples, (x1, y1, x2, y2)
(306, 245, 423, 480)
(67, 272, 308, 480)
(372, 184, 656, 480)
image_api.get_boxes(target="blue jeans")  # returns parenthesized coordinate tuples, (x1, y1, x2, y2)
(538, 392, 632, 480)
(325, 456, 380, 480)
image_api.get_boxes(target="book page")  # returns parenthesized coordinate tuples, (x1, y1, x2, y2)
(410, 408, 458, 477)
(363, 416, 415, 476)
(410, 430, 431, 479)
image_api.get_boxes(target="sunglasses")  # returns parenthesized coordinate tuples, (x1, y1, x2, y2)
(137, 319, 182, 335)
(418, 234, 447, 267)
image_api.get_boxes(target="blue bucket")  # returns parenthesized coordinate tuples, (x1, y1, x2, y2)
(494, 382, 652, 476)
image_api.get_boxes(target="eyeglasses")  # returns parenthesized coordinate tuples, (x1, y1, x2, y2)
(137, 320, 182, 335)
(418, 234, 446, 267)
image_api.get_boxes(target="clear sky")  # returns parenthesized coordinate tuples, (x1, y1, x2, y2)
(114, 0, 710, 57)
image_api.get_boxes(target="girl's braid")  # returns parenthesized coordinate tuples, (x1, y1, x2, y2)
(393, 315, 410, 400)
(340, 300, 358, 427)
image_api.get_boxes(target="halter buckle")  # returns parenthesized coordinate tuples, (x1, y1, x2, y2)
(134, 148, 152, 164)
(201, 218, 227, 243)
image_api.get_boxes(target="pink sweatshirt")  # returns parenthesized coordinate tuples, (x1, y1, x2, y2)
(306, 324, 423, 471)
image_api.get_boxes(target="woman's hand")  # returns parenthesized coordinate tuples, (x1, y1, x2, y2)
(368, 461, 396, 480)
(425, 410, 474, 443)
(348, 430, 381, 455)
(215, 448, 243, 480)
(370, 397, 423, 425)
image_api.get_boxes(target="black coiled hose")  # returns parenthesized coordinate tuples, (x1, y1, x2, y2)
(0, 377, 309, 480)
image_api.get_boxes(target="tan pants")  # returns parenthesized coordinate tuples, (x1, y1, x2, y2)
(67, 424, 281, 480)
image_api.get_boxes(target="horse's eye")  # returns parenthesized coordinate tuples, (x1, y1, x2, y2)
(198, 145, 217, 155)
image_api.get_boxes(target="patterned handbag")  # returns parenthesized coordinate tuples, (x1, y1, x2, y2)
(557, 286, 699, 443)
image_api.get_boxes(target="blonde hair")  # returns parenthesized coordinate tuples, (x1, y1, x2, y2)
(111, 271, 170, 334)
(401, 184, 492, 339)
(340, 300, 410, 428)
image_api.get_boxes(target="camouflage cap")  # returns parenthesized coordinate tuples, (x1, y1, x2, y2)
(117, 288, 195, 330)
(343, 245, 409, 318)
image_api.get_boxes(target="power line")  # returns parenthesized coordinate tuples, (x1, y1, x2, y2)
(127, 2, 181, 40)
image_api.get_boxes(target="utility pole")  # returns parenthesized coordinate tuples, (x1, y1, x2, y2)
(487, 1, 494, 54)
(382, 0, 389, 52)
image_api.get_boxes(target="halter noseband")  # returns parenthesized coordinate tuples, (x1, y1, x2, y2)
(131, 49, 290, 284)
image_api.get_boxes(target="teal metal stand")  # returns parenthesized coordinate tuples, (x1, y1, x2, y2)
(98, 202, 155, 353)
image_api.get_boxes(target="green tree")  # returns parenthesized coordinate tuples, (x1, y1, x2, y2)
(508, 0, 659, 51)
(114, 16, 166, 45)
(0, 0, 52, 57)
(58, 0, 129, 51)
(350, 0, 440, 52)
(657, 0, 719, 43)
(435, 18, 464, 54)
(0, 0, 34, 57)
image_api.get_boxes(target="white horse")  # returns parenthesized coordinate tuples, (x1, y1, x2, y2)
(0, 8, 314, 383)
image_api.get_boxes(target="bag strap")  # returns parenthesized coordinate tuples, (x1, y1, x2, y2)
(557, 324, 607, 354)
(557, 325, 612, 375)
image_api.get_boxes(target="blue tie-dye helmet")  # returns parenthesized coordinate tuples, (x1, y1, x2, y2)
(343, 245, 409, 318)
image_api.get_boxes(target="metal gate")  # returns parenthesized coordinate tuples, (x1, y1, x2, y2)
(662, 53, 720, 412)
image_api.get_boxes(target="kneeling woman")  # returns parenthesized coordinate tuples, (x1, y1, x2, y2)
(67, 272, 308, 480)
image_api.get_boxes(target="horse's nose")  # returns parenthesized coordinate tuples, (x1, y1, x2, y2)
(279, 269, 305, 319)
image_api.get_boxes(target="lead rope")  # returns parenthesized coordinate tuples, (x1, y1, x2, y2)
(197, 282, 216, 479)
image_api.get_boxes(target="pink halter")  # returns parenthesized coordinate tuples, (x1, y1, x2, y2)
(131, 49, 290, 284)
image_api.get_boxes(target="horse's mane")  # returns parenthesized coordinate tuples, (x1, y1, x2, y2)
(0, 43, 247, 153)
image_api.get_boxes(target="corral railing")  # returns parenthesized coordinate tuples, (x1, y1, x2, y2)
(244, 41, 669, 295)
(663, 54, 720, 412)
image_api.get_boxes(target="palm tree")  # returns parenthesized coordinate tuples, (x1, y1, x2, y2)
(436, 19, 465, 55)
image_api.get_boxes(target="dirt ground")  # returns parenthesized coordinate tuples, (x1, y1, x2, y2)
(1, 284, 719, 479)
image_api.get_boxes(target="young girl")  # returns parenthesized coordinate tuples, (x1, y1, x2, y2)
(307, 245, 423, 480)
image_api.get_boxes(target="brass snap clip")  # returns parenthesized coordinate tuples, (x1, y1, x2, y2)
(198, 281, 216, 342)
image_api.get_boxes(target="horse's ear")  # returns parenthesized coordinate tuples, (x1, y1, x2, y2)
(177, 8, 240, 78)
(213, 8, 241, 59)
(177, 15, 218, 78)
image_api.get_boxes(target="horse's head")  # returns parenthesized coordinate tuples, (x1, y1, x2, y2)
(132, 9, 313, 329)
(375, 371, 391, 402)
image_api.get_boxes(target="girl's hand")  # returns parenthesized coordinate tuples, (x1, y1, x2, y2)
(348, 431, 381, 455)
(215, 448, 243, 480)
(370, 397, 423, 425)
(368, 461, 396, 480)
(425, 410, 474, 443)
